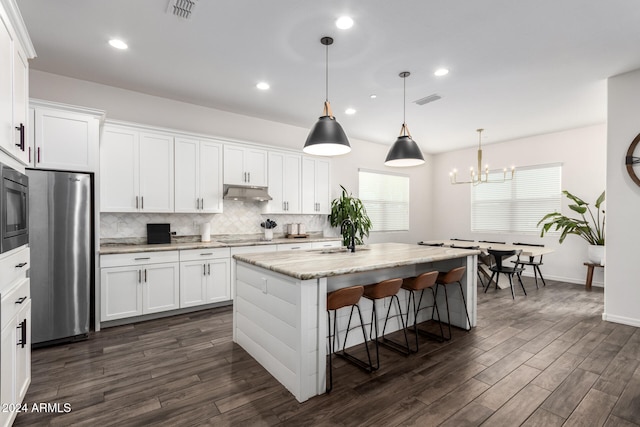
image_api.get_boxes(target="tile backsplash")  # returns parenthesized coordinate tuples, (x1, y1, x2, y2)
(100, 200, 337, 238)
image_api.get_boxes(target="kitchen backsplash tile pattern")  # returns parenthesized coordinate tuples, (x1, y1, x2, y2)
(101, 200, 336, 238)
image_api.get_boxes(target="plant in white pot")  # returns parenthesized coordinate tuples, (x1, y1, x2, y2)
(537, 190, 605, 264)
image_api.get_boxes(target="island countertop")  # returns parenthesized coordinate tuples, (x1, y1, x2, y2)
(233, 242, 480, 280)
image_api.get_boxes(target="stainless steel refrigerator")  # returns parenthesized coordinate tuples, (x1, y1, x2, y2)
(27, 169, 93, 345)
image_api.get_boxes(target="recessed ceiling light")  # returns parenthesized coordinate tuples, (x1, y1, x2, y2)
(345, 108, 356, 115)
(336, 16, 354, 30)
(108, 39, 128, 50)
(370, 94, 377, 99)
(256, 82, 270, 90)
(434, 68, 449, 77)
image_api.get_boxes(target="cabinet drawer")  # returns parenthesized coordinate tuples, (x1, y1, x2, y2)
(180, 247, 230, 262)
(1, 277, 30, 330)
(311, 240, 342, 249)
(0, 246, 30, 293)
(100, 251, 179, 268)
(276, 242, 313, 251)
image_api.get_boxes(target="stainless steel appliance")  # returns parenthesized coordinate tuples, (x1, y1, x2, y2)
(0, 163, 29, 254)
(27, 169, 93, 345)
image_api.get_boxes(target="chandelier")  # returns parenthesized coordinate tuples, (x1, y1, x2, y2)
(449, 128, 515, 185)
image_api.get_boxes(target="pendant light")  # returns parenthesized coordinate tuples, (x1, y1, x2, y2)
(384, 71, 425, 167)
(303, 36, 351, 156)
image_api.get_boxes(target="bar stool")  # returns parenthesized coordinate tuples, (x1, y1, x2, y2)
(435, 266, 472, 340)
(363, 278, 411, 370)
(401, 271, 444, 351)
(326, 285, 373, 392)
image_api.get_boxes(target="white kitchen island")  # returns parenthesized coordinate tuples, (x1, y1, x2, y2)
(232, 242, 479, 402)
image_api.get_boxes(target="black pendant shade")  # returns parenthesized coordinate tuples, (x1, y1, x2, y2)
(303, 36, 351, 156)
(385, 135, 425, 167)
(385, 71, 425, 167)
(304, 113, 351, 156)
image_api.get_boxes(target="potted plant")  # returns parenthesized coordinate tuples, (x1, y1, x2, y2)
(328, 185, 372, 247)
(537, 190, 605, 264)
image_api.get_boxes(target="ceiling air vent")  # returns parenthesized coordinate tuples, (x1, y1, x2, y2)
(413, 94, 442, 106)
(167, 0, 197, 19)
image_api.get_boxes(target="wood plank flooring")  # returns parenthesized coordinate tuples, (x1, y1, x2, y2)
(14, 278, 640, 426)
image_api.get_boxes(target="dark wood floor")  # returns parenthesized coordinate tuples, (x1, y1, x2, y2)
(14, 278, 640, 427)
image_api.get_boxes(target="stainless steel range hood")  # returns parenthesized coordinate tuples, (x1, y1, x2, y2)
(223, 185, 272, 202)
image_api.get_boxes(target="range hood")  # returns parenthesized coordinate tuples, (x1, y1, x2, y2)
(223, 185, 272, 202)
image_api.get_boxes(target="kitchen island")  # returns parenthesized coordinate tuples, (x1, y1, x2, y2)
(232, 242, 480, 402)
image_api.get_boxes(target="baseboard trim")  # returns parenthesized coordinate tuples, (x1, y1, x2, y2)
(602, 312, 640, 327)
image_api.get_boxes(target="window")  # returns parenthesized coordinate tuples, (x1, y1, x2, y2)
(471, 163, 561, 233)
(358, 170, 410, 231)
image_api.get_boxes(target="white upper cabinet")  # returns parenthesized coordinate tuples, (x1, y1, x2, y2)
(175, 137, 223, 213)
(101, 123, 174, 212)
(29, 101, 102, 172)
(0, 2, 35, 165)
(223, 144, 267, 186)
(267, 151, 301, 214)
(302, 157, 331, 214)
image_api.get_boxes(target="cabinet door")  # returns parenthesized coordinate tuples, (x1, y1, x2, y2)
(139, 132, 174, 212)
(174, 137, 200, 213)
(200, 140, 223, 213)
(180, 260, 207, 308)
(315, 159, 331, 214)
(284, 154, 302, 213)
(223, 145, 246, 185)
(267, 152, 285, 213)
(0, 322, 15, 420)
(100, 266, 142, 321)
(33, 109, 98, 172)
(12, 43, 28, 164)
(15, 299, 30, 403)
(205, 258, 230, 303)
(301, 157, 316, 214)
(143, 262, 179, 314)
(101, 127, 139, 212)
(245, 148, 267, 186)
(0, 13, 13, 158)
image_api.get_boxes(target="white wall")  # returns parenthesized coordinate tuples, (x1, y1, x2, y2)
(30, 70, 433, 244)
(431, 124, 606, 285)
(605, 69, 640, 327)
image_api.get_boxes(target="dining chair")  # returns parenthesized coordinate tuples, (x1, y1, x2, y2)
(485, 249, 526, 299)
(511, 242, 546, 288)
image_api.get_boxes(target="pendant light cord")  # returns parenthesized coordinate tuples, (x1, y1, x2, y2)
(325, 42, 329, 102)
(403, 75, 406, 129)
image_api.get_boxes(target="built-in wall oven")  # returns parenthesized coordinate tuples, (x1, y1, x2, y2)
(0, 163, 29, 254)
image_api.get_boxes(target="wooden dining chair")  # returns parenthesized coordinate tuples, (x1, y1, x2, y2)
(486, 249, 526, 299)
(511, 242, 546, 289)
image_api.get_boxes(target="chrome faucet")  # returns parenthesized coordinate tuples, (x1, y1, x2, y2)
(341, 219, 356, 253)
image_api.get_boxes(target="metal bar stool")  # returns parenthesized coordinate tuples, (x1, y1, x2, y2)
(401, 271, 444, 351)
(435, 266, 472, 340)
(363, 278, 411, 370)
(326, 285, 373, 393)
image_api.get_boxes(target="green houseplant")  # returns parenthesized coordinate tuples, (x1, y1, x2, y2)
(537, 190, 605, 263)
(328, 185, 372, 247)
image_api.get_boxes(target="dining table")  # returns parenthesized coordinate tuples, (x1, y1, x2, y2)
(419, 240, 554, 289)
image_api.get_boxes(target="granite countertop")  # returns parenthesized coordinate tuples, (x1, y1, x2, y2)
(99, 234, 342, 255)
(233, 242, 480, 280)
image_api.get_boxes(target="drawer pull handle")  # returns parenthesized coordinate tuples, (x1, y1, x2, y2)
(200, 253, 213, 256)
(17, 319, 27, 348)
(15, 262, 28, 268)
(15, 296, 27, 304)
(134, 257, 151, 260)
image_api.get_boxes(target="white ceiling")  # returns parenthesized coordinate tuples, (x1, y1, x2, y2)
(17, 0, 640, 153)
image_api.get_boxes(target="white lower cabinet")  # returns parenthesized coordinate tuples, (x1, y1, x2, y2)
(100, 251, 179, 322)
(0, 249, 31, 427)
(179, 248, 231, 308)
(311, 240, 342, 249)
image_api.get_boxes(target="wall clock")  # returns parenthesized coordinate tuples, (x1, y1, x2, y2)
(626, 133, 640, 187)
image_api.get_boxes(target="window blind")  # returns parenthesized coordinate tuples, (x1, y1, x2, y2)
(358, 170, 410, 232)
(471, 163, 561, 233)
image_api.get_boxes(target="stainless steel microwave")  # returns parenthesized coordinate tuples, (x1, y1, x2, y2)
(0, 163, 29, 254)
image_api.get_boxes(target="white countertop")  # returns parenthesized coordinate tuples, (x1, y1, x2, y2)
(233, 242, 480, 280)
